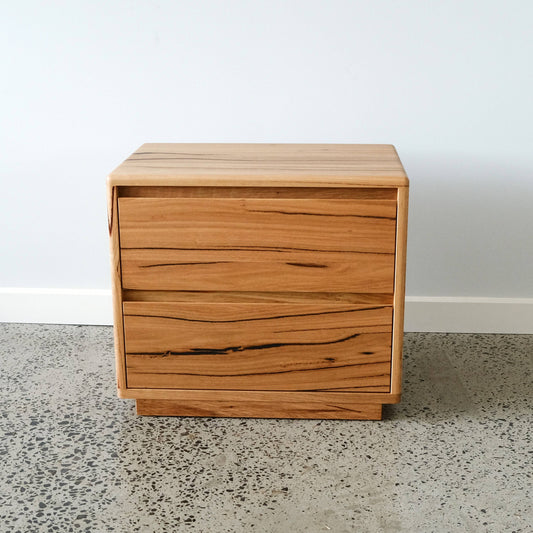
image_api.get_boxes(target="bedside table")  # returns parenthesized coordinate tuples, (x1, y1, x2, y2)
(107, 144, 408, 420)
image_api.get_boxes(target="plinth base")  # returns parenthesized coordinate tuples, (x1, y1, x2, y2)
(136, 399, 383, 420)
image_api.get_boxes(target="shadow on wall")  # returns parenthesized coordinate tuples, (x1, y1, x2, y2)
(403, 152, 533, 298)
(385, 332, 533, 420)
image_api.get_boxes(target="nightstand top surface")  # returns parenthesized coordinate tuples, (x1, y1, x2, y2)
(108, 143, 408, 188)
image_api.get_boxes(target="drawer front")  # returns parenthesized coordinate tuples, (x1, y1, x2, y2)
(118, 197, 397, 292)
(120, 249, 395, 292)
(124, 302, 392, 392)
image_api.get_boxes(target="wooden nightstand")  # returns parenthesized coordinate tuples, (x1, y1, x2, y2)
(107, 144, 408, 420)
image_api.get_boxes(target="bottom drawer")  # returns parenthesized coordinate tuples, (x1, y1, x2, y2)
(123, 302, 392, 392)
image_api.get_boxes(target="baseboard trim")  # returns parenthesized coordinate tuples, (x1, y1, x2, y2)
(0, 289, 532, 333)
(0, 288, 113, 326)
(404, 296, 533, 334)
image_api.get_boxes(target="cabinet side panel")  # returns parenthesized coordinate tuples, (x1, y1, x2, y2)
(391, 187, 409, 395)
(108, 183, 127, 392)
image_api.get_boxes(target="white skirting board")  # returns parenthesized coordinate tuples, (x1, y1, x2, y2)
(0, 288, 113, 326)
(0, 289, 532, 333)
(404, 296, 533, 334)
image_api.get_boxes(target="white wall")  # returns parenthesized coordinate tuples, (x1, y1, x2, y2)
(1, 1, 532, 328)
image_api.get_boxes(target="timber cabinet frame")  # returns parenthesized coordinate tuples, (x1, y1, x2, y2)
(107, 144, 409, 420)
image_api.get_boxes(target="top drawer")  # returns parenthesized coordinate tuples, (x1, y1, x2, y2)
(118, 197, 396, 253)
(118, 195, 397, 292)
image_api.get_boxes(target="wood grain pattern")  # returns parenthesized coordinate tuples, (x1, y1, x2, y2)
(108, 144, 408, 418)
(119, 388, 401, 404)
(391, 186, 409, 395)
(118, 197, 397, 253)
(122, 289, 393, 305)
(123, 302, 392, 391)
(107, 184, 127, 392)
(120, 249, 394, 292)
(118, 186, 397, 199)
(136, 398, 383, 420)
(108, 144, 408, 188)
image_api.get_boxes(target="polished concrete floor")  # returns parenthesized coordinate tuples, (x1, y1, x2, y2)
(0, 323, 531, 532)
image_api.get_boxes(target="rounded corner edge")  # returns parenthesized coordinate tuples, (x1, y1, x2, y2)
(116, 388, 128, 399)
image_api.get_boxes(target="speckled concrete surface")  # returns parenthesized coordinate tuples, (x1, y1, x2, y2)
(0, 324, 531, 532)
